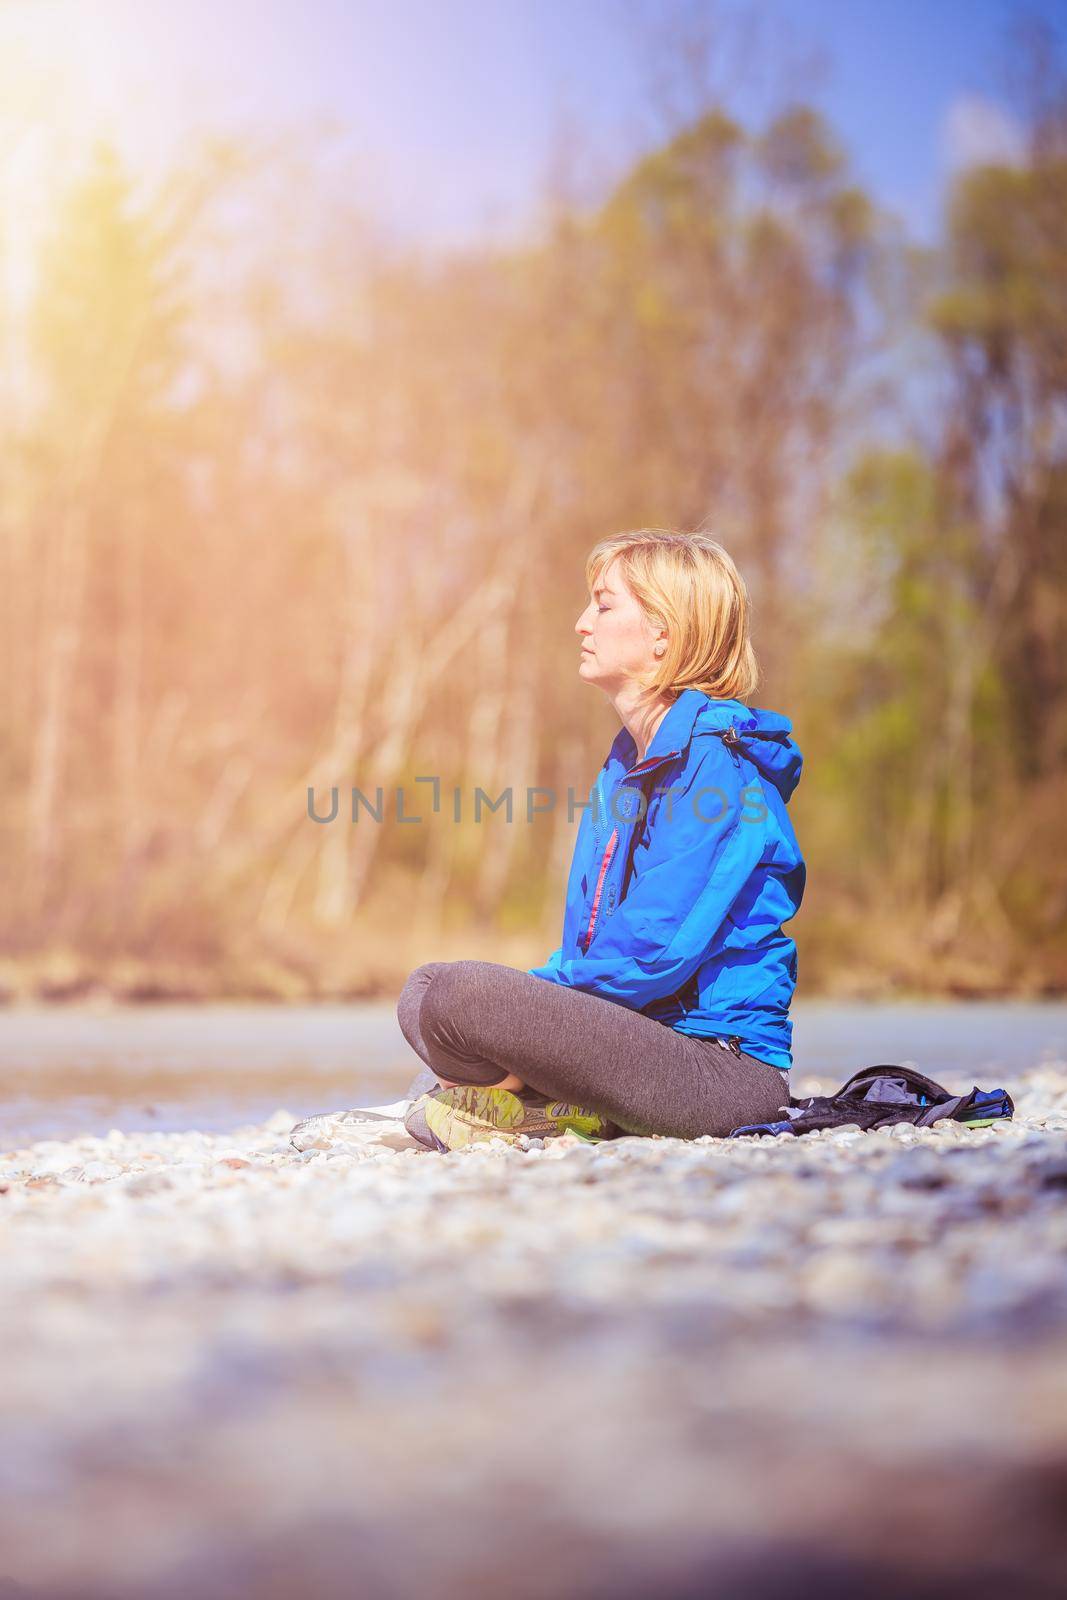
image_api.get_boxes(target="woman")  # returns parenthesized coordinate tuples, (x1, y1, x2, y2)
(396, 529, 805, 1151)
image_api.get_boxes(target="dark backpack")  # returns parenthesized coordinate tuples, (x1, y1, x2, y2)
(727, 1063, 1014, 1139)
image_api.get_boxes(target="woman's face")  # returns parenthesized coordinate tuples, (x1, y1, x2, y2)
(575, 560, 665, 694)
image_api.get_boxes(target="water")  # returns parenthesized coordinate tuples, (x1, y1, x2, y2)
(0, 999, 1063, 1147)
(0, 1003, 409, 1147)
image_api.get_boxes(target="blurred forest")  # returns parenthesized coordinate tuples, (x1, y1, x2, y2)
(1, 19, 1065, 1004)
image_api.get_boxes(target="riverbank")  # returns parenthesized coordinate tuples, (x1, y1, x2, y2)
(0, 1061, 1065, 1596)
(2, 996, 1063, 1149)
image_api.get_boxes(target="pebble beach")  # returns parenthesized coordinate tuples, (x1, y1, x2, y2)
(1, 1062, 1066, 1598)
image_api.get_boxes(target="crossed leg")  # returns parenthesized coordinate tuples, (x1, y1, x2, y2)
(394, 958, 791, 1140)
(395, 960, 526, 1092)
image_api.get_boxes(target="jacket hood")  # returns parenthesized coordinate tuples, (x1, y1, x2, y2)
(694, 699, 804, 803)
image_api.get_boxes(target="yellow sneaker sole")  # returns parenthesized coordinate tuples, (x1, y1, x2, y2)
(421, 1085, 608, 1150)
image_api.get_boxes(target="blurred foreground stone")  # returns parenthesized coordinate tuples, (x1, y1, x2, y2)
(0, 1064, 1065, 1596)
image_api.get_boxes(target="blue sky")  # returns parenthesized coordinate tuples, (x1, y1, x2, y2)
(165, 0, 1061, 244)
(5, 0, 1064, 247)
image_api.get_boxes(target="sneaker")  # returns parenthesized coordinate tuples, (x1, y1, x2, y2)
(403, 1092, 448, 1152)
(412, 1084, 614, 1152)
(290, 1099, 414, 1151)
(291, 1066, 442, 1151)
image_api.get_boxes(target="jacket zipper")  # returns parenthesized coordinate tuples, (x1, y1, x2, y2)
(581, 746, 682, 953)
(581, 827, 618, 952)
(627, 750, 680, 779)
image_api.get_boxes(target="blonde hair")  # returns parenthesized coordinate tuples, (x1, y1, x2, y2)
(585, 529, 759, 702)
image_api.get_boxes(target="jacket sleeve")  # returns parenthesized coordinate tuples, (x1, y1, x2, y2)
(529, 744, 768, 1009)
(527, 945, 564, 981)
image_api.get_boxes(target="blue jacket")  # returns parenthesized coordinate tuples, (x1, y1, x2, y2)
(528, 687, 806, 1071)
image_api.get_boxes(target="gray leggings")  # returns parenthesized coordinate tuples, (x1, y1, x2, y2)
(396, 960, 791, 1140)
